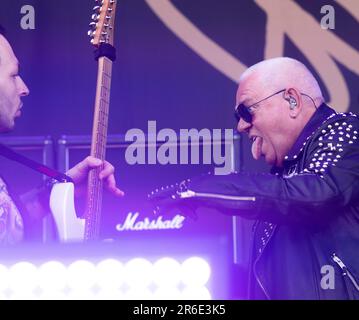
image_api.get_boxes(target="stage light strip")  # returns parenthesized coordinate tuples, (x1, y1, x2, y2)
(0, 256, 211, 300)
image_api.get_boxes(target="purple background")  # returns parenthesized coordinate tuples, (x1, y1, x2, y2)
(0, 0, 358, 299)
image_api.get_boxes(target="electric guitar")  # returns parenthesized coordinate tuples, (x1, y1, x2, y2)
(50, 0, 117, 241)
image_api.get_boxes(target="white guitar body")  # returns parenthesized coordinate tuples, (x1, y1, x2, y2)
(50, 183, 85, 241)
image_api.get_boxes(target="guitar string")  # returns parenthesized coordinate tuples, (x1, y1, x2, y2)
(87, 57, 113, 239)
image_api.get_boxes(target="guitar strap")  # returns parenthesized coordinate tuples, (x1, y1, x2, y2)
(94, 43, 116, 61)
(0, 143, 72, 183)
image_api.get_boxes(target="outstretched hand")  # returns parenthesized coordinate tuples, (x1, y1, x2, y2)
(66, 156, 124, 198)
(147, 181, 198, 220)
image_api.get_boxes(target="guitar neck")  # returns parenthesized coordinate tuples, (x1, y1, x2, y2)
(91, 56, 112, 160)
(85, 56, 113, 240)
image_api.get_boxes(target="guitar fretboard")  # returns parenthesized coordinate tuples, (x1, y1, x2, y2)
(85, 56, 113, 240)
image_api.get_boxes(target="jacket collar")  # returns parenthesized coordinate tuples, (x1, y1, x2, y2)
(271, 103, 336, 172)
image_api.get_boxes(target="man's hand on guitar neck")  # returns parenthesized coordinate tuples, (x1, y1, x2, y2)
(66, 156, 125, 198)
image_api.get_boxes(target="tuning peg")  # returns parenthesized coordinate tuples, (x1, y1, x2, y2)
(93, 5, 101, 12)
(107, 7, 113, 12)
(89, 22, 97, 29)
(91, 13, 100, 21)
(87, 30, 95, 37)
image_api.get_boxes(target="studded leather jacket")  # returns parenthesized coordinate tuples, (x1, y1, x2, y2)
(149, 104, 359, 299)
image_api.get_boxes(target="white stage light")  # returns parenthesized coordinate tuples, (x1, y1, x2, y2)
(153, 287, 182, 300)
(10, 291, 38, 300)
(124, 258, 153, 288)
(181, 286, 212, 300)
(0, 253, 215, 300)
(153, 257, 181, 287)
(96, 288, 124, 300)
(8, 262, 38, 293)
(181, 257, 211, 287)
(38, 291, 67, 300)
(67, 289, 97, 300)
(0, 292, 7, 300)
(0, 264, 9, 292)
(38, 261, 67, 292)
(125, 287, 153, 299)
(67, 260, 96, 291)
(96, 259, 124, 289)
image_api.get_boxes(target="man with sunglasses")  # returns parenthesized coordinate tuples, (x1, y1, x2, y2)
(150, 57, 359, 299)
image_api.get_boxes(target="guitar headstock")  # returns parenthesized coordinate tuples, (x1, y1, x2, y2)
(88, 0, 117, 47)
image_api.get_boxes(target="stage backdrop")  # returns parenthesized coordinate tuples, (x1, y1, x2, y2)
(0, 0, 358, 175)
(0, 0, 358, 299)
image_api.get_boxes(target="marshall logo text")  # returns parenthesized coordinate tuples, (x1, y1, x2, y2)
(116, 212, 185, 232)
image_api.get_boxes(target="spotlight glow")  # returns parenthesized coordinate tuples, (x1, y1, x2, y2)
(38, 261, 67, 291)
(0, 253, 215, 300)
(0, 292, 7, 300)
(126, 287, 153, 299)
(67, 289, 96, 300)
(10, 291, 38, 300)
(67, 260, 96, 290)
(182, 286, 212, 300)
(96, 289, 124, 300)
(124, 258, 153, 287)
(153, 257, 181, 287)
(38, 291, 67, 300)
(181, 257, 211, 287)
(9, 262, 38, 293)
(153, 287, 182, 300)
(0, 264, 9, 291)
(96, 259, 124, 289)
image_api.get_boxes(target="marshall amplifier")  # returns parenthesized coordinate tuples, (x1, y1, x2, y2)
(56, 132, 241, 255)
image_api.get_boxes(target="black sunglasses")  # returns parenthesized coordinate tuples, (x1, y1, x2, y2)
(234, 89, 318, 124)
(234, 89, 285, 124)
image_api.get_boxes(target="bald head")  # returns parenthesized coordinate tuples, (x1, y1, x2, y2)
(0, 34, 29, 132)
(239, 57, 324, 106)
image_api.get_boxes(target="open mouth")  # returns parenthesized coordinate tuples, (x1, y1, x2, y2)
(15, 103, 23, 116)
(15, 108, 22, 117)
(250, 135, 263, 160)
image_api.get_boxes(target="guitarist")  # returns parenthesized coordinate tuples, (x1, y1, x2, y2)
(0, 25, 124, 245)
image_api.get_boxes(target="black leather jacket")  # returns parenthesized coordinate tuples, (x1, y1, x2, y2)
(150, 104, 359, 299)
